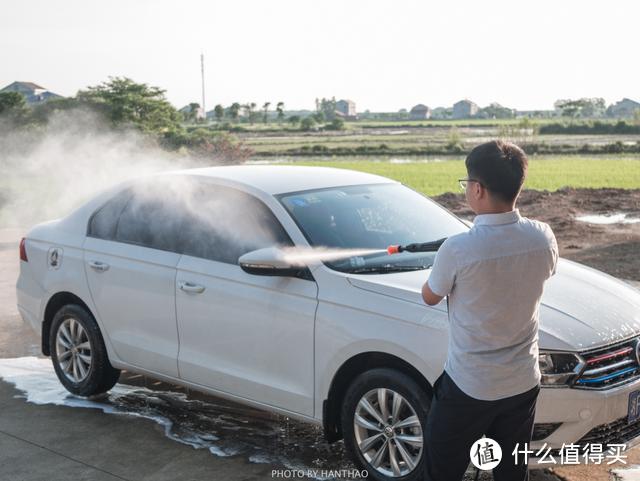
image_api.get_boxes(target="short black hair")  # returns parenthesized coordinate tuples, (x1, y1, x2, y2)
(465, 140, 528, 203)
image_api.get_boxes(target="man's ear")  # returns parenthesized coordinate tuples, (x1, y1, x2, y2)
(473, 182, 484, 200)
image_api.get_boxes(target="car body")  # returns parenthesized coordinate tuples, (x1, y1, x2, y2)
(16, 165, 640, 478)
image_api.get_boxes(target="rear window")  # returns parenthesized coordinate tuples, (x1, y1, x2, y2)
(88, 177, 292, 262)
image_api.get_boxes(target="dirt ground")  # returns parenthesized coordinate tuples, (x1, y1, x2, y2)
(434, 187, 640, 283)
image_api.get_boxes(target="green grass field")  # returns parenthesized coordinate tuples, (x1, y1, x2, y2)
(266, 155, 640, 196)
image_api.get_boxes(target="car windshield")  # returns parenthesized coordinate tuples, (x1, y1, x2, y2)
(277, 183, 469, 273)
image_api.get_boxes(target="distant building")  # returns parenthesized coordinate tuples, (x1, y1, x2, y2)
(409, 104, 431, 120)
(607, 98, 640, 118)
(335, 99, 357, 119)
(452, 99, 478, 119)
(0, 81, 63, 105)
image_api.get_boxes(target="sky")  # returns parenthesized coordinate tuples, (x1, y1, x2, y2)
(1, 0, 638, 112)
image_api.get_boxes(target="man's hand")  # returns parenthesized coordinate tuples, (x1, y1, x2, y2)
(422, 281, 445, 305)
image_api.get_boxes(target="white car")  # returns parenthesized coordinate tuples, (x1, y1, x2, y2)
(16, 165, 640, 480)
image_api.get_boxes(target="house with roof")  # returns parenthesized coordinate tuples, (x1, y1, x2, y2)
(452, 99, 479, 119)
(409, 104, 431, 120)
(335, 99, 357, 120)
(607, 98, 640, 118)
(0, 81, 63, 105)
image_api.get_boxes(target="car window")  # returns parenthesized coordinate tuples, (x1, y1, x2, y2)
(89, 177, 292, 260)
(179, 182, 293, 264)
(114, 182, 184, 252)
(87, 188, 134, 240)
(278, 183, 468, 273)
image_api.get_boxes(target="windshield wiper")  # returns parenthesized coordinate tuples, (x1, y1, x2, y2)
(348, 264, 432, 274)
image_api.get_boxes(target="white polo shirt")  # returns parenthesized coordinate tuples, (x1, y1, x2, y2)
(427, 208, 558, 401)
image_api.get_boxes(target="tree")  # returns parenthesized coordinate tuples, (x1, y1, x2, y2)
(276, 102, 285, 123)
(214, 104, 224, 122)
(317, 97, 337, 121)
(287, 115, 300, 126)
(300, 116, 316, 131)
(554, 98, 606, 118)
(243, 102, 257, 124)
(325, 118, 345, 131)
(262, 102, 270, 124)
(182, 102, 200, 123)
(478, 103, 514, 119)
(0, 91, 27, 115)
(229, 103, 241, 122)
(77, 77, 181, 132)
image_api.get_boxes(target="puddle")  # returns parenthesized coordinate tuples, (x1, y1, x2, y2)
(0, 357, 544, 480)
(575, 213, 640, 225)
(0, 357, 353, 480)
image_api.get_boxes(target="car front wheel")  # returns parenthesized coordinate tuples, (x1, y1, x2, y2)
(341, 368, 431, 481)
(50, 304, 120, 396)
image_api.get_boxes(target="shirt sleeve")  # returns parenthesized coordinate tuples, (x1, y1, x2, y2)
(548, 226, 559, 277)
(427, 239, 457, 297)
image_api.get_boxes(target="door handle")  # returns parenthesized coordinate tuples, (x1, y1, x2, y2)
(178, 281, 206, 294)
(88, 260, 110, 272)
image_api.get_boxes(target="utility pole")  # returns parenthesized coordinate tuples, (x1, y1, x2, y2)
(200, 53, 206, 121)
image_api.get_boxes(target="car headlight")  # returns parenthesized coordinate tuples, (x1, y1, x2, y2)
(539, 352, 584, 386)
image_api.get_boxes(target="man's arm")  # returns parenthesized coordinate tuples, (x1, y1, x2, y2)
(422, 282, 445, 305)
(422, 239, 456, 306)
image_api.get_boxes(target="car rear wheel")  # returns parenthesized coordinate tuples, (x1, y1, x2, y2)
(341, 368, 430, 481)
(50, 304, 120, 396)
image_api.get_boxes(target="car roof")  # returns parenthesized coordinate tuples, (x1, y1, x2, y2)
(165, 165, 398, 195)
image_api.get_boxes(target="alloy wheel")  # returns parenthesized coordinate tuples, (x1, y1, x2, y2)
(55, 317, 92, 383)
(353, 388, 423, 477)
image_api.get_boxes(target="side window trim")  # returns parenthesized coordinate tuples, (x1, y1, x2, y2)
(86, 187, 133, 240)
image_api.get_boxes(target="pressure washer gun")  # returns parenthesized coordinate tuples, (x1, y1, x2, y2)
(386, 236, 448, 255)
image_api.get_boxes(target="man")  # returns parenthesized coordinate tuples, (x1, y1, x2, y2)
(421, 140, 558, 481)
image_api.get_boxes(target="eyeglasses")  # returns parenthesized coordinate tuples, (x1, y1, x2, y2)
(458, 178, 484, 191)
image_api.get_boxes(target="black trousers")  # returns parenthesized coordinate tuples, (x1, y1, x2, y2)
(423, 371, 541, 481)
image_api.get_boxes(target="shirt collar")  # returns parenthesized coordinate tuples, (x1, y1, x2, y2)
(473, 208, 521, 226)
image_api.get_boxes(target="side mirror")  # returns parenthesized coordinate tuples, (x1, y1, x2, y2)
(238, 247, 307, 277)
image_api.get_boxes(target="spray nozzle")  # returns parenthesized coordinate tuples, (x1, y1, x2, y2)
(387, 237, 448, 255)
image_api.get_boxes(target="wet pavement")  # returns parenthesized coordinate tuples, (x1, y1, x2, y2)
(1, 227, 637, 481)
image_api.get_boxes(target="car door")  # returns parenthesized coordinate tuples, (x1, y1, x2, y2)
(175, 181, 318, 417)
(84, 182, 181, 378)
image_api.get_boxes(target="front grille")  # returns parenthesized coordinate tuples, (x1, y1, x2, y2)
(574, 337, 640, 389)
(545, 416, 640, 460)
(579, 415, 640, 446)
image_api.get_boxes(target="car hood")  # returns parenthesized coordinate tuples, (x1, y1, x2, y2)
(347, 258, 640, 352)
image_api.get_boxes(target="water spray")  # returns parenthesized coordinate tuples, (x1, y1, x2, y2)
(387, 237, 447, 255)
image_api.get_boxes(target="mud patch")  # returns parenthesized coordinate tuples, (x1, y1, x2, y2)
(434, 187, 640, 282)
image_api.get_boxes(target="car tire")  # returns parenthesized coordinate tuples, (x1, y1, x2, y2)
(341, 368, 431, 481)
(50, 304, 120, 396)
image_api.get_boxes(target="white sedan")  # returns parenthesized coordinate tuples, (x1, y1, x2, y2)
(15, 165, 640, 480)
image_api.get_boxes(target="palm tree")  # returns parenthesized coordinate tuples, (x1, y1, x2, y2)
(276, 102, 285, 124)
(229, 103, 240, 122)
(262, 102, 270, 124)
